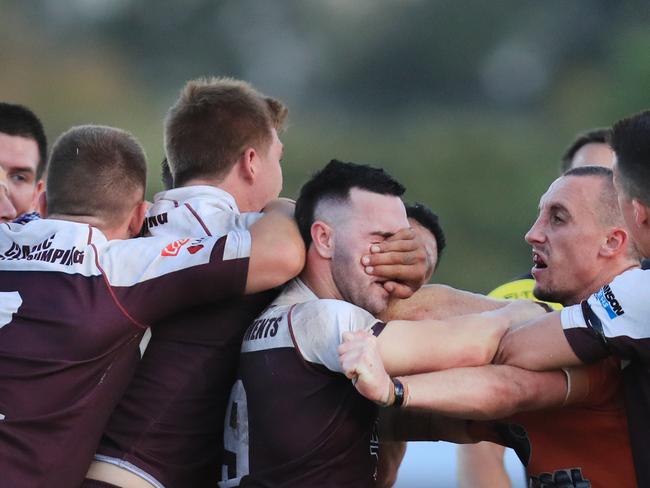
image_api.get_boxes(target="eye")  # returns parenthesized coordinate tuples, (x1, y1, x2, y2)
(551, 214, 564, 224)
(10, 173, 27, 183)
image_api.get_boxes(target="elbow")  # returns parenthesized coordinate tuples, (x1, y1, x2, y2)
(492, 330, 512, 365)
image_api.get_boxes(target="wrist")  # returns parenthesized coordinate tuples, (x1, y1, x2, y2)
(378, 377, 410, 408)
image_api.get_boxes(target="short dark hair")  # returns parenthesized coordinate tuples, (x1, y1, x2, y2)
(295, 159, 405, 246)
(164, 77, 288, 187)
(0, 102, 48, 180)
(560, 127, 611, 173)
(47, 125, 147, 225)
(406, 203, 446, 262)
(611, 110, 650, 206)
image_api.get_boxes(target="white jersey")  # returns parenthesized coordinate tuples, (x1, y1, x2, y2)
(0, 218, 252, 488)
(560, 267, 650, 485)
(96, 185, 274, 488)
(144, 185, 262, 239)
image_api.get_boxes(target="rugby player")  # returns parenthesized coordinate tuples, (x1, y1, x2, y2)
(0, 102, 48, 221)
(0, 124, 304, 488)
(219, 160, 544, 487)
(459, 126, 617, 487)
(87, 78, 429, 488)
(344, 166, 638, 487)
(487, 110, 650, 487)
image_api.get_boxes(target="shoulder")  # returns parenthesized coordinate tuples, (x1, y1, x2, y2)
(291, 299, 377, 332)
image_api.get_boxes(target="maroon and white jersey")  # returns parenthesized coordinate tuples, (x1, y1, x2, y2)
(97, 186, 276, 488)
(220, 279, 385, 488)
(561, 268, 650, 486)
(0, 217, 250, 488)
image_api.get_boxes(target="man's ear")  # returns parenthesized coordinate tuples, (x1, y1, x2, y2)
(37, 191, 48, 217)
(238, 147, 258, 184)
(310, 220, 335, 259)
(632, 199, 649, 229)
(600, 227, 628, 258)
(128, 200, 148, 238)
(32, 179, 45, 212)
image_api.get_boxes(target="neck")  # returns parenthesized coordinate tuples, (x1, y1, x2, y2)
(46, 213, 124, 239)
(567, 259, 639, 305)
(181, 174, 260, 213)
(299, 248, 342, 300)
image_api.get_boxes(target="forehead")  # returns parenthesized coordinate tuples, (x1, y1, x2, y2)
(0, 132, 39, 171)
(347, 187, 408, 232)
(540, 175, 601, 215)
(571, 142, 614, 169)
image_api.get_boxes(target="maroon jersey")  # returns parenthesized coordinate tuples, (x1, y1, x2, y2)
(220, 279, 385, 488)
(0, 217, 250, 488)
(96, 186, 275, 488)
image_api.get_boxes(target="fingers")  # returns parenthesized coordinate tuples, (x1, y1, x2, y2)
(360, 226, 431, 293)
(362, 249, 424, 267)
(382, 281, 415, 300)
(338, 330, 376, 380)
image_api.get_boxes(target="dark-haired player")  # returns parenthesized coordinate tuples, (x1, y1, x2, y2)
(0, 124, 303, 488)
(220, 160, 543, 487)
(0, 102, 48, 220)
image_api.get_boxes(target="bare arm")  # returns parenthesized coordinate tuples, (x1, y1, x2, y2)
(246, 203, 305, 294)
(380, 284, 507, 322)
(493, 311, 583, 370)
(376, 300, 547, 376)
(400, 365, 567, 419)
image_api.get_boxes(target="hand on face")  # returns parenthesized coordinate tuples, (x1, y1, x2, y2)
(338, 330, 392, 405)
(360, 227, 430, 299)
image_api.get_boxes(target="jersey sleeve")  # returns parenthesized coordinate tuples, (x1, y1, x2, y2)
(288, 299, 384, 373)
(96, 230, 252, 325)
(561, 268, 650, 363)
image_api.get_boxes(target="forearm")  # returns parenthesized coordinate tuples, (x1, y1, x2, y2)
(247, 210, 305, 293)
(381, 284, 506, 322)
(493, 312, 583, 370)
(379, 304, 527, 375)
(399, 365, 567, 420)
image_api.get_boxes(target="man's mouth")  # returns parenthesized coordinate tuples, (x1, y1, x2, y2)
(532, 251, 548, 269)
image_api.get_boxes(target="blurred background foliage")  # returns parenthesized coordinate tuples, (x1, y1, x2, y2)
(3, 0, 649, 292)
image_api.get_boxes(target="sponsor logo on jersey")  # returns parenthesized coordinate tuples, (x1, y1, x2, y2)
(595, 284, 625, 319)
(243, 316, 281, 341)
(143, 212, 168, 232)
(187, 237, 207, 255)
(0, 234, 85, 265)
(161, 238, 189, 257)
